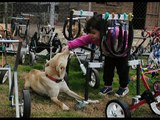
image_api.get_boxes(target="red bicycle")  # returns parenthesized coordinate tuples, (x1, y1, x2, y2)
(105, 60, 160, 118)
(142, 26, 160, 51)
(130, 26, 160, 60)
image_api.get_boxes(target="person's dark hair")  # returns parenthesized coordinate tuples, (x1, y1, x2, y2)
(84, 14, 107, 37)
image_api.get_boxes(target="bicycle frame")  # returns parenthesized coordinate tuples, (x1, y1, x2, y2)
(129, 62, 160, 111)
(142, 27, 160, 48)
(130, 27, 160, 60)
(29, 26, 62, 65)
(11, 17, 30, 37)
(0, 39, 22, 117)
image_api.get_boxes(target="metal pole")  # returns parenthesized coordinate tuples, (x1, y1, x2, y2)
(136, 64, 140, 95)
(89, 2, 92, 11)
(4, 2, 8, 30)
(88, 2, 92, 19)
(14, 71, 20, 118)
(85, 63, 90, 101)
(49, 2, 55, 27)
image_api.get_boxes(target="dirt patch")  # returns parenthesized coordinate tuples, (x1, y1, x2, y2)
(29, 92, 134, 118)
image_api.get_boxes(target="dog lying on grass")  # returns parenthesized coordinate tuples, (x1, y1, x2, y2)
(23, 49, 99, 110)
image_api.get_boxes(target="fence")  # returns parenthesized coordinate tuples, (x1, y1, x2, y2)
(0, 2, 159, 37)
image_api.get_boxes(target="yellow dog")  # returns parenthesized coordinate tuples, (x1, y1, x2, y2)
(23, 49, 99, 110)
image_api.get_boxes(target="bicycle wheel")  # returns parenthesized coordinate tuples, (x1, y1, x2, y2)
(29, 51, 36, 66)
(153, 81, 160, 93)
(105, 99, 131, 118)
(0, 64, 10, 84)
(88, 68, 100, 89)
(149, 94, 160, 116)
(62, 19, 81, 40)
(19, 51, 26, 64)
(19, 89, 31, 118)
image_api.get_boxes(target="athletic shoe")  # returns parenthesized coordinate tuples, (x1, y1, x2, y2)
(115, 87, 129, 97)
(99, 86, 112, 95)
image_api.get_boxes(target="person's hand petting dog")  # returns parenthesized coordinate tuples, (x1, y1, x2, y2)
(61, 45, 69, 52)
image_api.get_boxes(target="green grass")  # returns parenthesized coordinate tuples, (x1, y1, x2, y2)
(0, 54, 160, 118)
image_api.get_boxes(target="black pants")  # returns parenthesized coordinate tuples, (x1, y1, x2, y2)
(103, 56, 129, 88)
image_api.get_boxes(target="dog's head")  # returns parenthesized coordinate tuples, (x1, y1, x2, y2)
(45, 49, 73, 79)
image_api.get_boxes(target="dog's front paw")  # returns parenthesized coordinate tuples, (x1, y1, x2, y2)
(62, 104, 70, 111)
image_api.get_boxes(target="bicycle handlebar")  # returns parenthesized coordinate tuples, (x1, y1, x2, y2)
(67, 16, 87, 20)
(142, 27, 160, 38)
(0, 39, 21, 43)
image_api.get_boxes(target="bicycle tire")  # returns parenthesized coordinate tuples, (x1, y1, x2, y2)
(62, 19, 81, 40)
(29, 51, 36, 66)
(19, 51, 26, 64)
(153, 81, 160, 93)
(88, 68, 100, 89)
(105, 99, 131, 118)
(149, 93, 160, 116)
(19, 89, 31, 118)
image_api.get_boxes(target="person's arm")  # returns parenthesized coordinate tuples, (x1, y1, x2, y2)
(67, 34, 92, 49)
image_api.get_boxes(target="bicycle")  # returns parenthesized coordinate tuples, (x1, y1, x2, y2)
(28, 24, 62, 65)
(10, 16, 31, 65)
(129, 27, 160, 69)
(63, 16, 86, 40)
(0, 39, 31, 118)
(0, 44, 10, 84)
(130, 26, 160, 60)
(63, 10, 103, 89)
(105, 59, 160, 118)
(72, 46, 101, 89)
(0, 25, 20, 84)
(10, 16, 30, 46)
